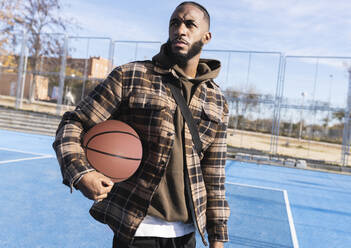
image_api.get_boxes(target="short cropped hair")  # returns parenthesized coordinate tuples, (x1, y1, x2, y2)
(177, 1, 210, 29)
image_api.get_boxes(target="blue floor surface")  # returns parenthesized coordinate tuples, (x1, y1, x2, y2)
(0, 149, 36, 161)
(225, 184, 293, 248)
(0, 129, 351, 247)
(226, 160, 351, 248)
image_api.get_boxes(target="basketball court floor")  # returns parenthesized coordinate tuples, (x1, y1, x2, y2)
(0, 129, 350, 247)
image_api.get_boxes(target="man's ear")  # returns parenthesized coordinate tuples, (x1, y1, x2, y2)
(202, 31, 212, 45)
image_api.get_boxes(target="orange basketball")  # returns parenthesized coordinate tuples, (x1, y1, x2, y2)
(83, 120, 142, 182)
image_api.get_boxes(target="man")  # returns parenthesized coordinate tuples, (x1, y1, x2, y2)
(53, 2, 230, 247)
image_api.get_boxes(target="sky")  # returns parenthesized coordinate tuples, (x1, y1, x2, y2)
(61, 0, 351, 55)
(59, 0, 351, 114)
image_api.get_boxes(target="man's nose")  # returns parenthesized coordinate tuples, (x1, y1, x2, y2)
(175, 23, 187, 36)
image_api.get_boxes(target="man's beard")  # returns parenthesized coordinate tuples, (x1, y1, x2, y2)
(167, 39, 204, 67)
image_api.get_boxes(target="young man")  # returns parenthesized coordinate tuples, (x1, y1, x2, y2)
(53, 2, 230, 248)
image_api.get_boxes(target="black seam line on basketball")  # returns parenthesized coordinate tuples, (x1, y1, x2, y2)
(84, 130, 141, 160)
(83, 146, 142, 161)
(85, 130, 140, 157)
(88, 131, 140, 144)
(84, 151, 130, 180)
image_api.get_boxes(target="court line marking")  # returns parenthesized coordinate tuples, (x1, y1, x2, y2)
(0, 155, 54, 164)
(226, 181, 284, 192)
(226, 181, 299, 248)
(0, 147, 54, 164)
(0, 147, 51, 156)
(283, 190, 299, 248)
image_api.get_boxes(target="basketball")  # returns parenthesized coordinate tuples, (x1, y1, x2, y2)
(82, 120, 142, 182)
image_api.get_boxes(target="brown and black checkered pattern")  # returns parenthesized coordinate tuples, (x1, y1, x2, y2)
(53, 60, 230, 246)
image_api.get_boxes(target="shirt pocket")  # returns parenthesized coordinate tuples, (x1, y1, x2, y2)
(127, 92, 169, 143)
(198, 103, 221, 151)
(128, 92, 168, 110)
(127, 92, 169, 128)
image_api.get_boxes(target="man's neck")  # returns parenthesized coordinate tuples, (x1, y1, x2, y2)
(178, 54, 200, 78)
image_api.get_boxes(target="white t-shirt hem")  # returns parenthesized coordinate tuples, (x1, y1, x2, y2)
(134, 215, 195, 238)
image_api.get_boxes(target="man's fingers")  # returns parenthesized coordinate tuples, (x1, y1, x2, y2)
(95, 182, 113, 194)
(93, 180, 113, 196)
(94, 193, 108, 202)
(98, 176, 114, 194)
(100, 177, 114, 187)
(77, 171, 114, 201)
(104, 184, 113, 193)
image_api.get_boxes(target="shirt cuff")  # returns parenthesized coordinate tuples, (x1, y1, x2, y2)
(68, 169, 95, 193)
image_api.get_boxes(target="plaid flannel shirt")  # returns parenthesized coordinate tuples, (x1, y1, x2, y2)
(53, 60, 230, 246)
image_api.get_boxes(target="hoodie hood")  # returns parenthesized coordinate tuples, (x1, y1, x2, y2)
(152, 43, 221, 83)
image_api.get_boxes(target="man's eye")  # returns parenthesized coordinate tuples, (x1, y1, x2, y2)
(185, 21, 196, 28)
(170, 21, 179, 27)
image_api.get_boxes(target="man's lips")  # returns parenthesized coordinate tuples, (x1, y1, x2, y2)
(172, 39, 188, 48)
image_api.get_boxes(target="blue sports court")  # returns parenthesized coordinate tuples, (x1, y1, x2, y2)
(0, 129, 350, 247)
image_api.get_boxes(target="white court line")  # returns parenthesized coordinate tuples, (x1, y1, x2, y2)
(283, 190, 299, 248)
(226, 181, 284, 192)
(0, 147, 50, 156)
(0, 155, 54, 164)
(0, 147, 54, 165)
(226, 181, 299, 248)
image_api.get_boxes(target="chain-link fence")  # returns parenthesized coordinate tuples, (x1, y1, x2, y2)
(0, 32, 24, 106)
(279, 56, 351, 165)
(202, 50, 281, 154)
(1, 32, 351, 166)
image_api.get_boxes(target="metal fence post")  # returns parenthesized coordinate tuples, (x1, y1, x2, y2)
(81, 38, 90, 101)
(270, 54, 285, 154)
(56, 34, 68, 115)
(18, 48, 28, 109)
(225, 52, 231, 86)
(0, 53, 3, 80)
(15, 31, 27, 109)
(108, 39, 114, 72)
(341, 68, 351, 166)
(274, 54, 286, 154)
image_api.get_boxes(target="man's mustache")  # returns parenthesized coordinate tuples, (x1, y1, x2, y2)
(171, 38, 189, 45)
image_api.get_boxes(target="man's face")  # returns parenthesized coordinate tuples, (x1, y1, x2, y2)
(168, 4, 211, 62)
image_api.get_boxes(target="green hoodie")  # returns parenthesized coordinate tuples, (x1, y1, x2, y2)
(147, 43, 221, 223)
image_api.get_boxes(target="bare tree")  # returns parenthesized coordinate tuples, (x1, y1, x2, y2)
(224, 85, 260, 130)
(241, 85, 259, 114)
(0, 0, 21, 50)
(224, 87, 240, 129)
(1, 0, 77, 101)
(332, 110, 347, 123)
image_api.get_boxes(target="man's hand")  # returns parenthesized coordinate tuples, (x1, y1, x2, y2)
(210, 241, 224, 248)
(76, 171, 114, 202)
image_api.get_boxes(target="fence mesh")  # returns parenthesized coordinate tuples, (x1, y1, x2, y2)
(1, 33, 351, 166)
(202, 50, 281, 153)
(280, 56, 351, 165)
(0, 32, 22, 101)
